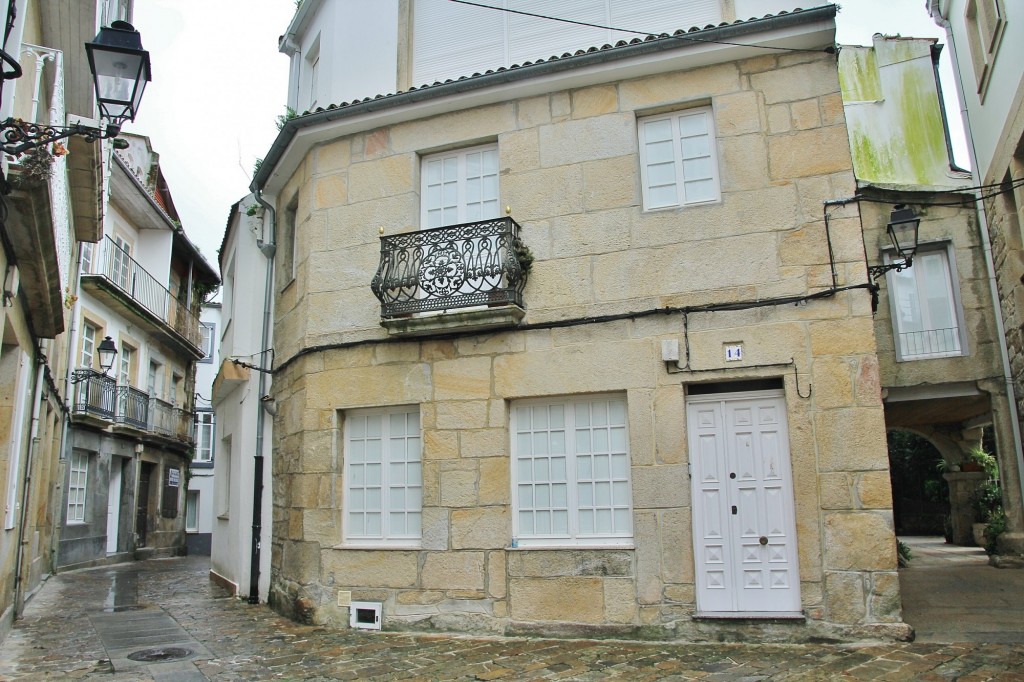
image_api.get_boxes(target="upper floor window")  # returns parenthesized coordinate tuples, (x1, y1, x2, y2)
(80, 323, 97, 369)
(195, 412, 215, 463)
(511, 395, 633, 548)
(888, 246, 965, 361)
(638, 107, 720, 210)
(111, 235, 133, 292)
(343, 406, 422, 546)
(199, 323, 215, 363)
(965, 0, 1005, 96)
(421, 145, 499, 229)
(80, 242, 94, 275)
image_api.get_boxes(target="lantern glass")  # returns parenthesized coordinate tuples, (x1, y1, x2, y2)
(85, 21, 151, 129)
(97, 336, 118, 374)
(886, 206, 920, 261)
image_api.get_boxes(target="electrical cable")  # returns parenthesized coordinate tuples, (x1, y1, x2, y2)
(446, 0, 833, 54)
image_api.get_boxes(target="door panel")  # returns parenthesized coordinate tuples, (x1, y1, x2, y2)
(688, 392, 800, 615)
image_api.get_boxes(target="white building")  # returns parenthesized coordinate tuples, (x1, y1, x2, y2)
(187, 302, 221, 555)
(929, 0, 1024, 555)
(210, 196, 273, 601)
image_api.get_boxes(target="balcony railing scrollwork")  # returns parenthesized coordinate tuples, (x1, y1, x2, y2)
(70, 373, 195, 445)
(371, 217, 528, 318)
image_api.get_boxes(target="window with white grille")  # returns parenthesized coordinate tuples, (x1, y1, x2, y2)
(511, 395, 632, 547)
(421, 145, 499, 229)
(67, 450, 89, 523)
(343, 406, 422, 546)
(195, 412, 215, 463)
(638, 107, 720, 210)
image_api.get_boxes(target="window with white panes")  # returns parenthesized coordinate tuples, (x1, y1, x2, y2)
(185, 490, 199, 531)
(112, 235, 133, 291)
(199, 323, 215, 363)
(511, 395, 632, 547)
(67, 450, 89, 523)
(638, 107, 720, 210)
(888, 246, 965, 361)
(195, 412, 214, 463)
(421, 145, 499, 229)
(343, 407, 422, 546)
(80, 242, 94, 275)
(80, 323, 97, 369)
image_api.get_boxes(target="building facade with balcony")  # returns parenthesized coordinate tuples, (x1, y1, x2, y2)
(0, 0, 131, 642)
(186, 302, 220, 556)
(248, 2, 912, 641)
(58, 134, 219, 570)
(929, 0, 1024, 558)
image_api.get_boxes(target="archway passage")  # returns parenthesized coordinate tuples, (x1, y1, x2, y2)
(887, 430, 949, 537)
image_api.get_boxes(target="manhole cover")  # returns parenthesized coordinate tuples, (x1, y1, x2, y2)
(101, 605, 144, 613)
(126, 647, 193, 662)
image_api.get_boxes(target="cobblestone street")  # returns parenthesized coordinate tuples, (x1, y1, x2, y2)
(2, 553, 1024, 681)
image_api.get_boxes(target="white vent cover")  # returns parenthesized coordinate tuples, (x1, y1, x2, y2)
(349, 601, 382, 630)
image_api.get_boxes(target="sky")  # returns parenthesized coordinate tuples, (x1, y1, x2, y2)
(123, 0, 964, 274)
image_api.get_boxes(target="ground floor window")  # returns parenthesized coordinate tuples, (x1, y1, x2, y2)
(67, 450, 90, 523)
(343, 406, 422, 546)
(511, 395, 632, 547)
(185, 490, 199, 532)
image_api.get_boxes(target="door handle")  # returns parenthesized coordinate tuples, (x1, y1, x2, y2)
(759, 536, 768, 546)
(731, 505, 737, 515)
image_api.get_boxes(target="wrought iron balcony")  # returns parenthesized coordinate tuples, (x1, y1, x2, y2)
(81, 236, 204, 357)
(71, 373, 195, 446)
(371, 217, 528, 319)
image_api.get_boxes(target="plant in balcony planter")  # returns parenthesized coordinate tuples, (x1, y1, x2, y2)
(11, 144, 54, 186)
(513, 240, 534, 275)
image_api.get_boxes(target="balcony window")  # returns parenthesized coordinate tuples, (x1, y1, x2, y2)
(195, 411, 214, 463)
(80, 322, 97, 369)
(422, 144, 499, 228)
(888, 246, 965, 361)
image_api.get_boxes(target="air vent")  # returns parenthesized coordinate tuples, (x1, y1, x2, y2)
(349, 601, 382, 630)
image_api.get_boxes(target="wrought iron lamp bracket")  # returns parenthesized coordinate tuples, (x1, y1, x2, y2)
(1, 117, 122, 157)
(70, 368, 104, 384)
(867, 256, 913, 281)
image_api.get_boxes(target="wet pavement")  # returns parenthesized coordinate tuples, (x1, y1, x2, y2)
(1, 542, 1023, 680)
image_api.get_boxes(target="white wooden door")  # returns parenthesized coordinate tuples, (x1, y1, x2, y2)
(107, 459, 121, 554)
(687, 390, 801, 615)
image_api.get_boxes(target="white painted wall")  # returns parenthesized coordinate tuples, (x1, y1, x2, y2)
(210, 197, 273, 602)
(932, 0, 1024, 181)
(281, 0, 399, 113)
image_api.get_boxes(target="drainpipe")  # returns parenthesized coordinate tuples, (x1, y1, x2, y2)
(935, 12, 1024, 521)
(248, 190, 275, 604)
(13, 350, 47, 613)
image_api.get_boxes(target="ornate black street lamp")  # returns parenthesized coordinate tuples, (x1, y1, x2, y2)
(0, 19, 151, 157)
(71, 336, 118, 384)
(868, 205, 922, 280)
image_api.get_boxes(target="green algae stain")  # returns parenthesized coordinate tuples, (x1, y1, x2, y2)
(896, 66, 946, 185)
(838, 48, 882, 102)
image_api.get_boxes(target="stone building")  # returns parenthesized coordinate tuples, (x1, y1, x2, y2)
(247, 2, 910, 640)
(929, 0, 1024, 558)
(839, 36, 1021, 548)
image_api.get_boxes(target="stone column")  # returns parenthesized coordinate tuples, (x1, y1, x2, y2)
(943, 471, 988, 545)
(985, 382, 1024, 554)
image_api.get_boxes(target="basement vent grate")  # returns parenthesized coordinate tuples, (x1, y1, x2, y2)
(349, 601, 382, 630)
(126, 647, 193, 662)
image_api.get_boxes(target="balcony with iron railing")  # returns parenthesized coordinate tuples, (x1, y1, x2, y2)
(80, 236, 205, 358)
(71, 372, 195, 447)
(371, 216, 529, 335)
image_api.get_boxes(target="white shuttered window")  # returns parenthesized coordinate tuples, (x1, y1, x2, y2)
(67, 450, 89, 523)
(422, 145, 499, 229)
(344, 407, 422, 546)
(512, 395, 632, 547)
(639, 107, 720, 210)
